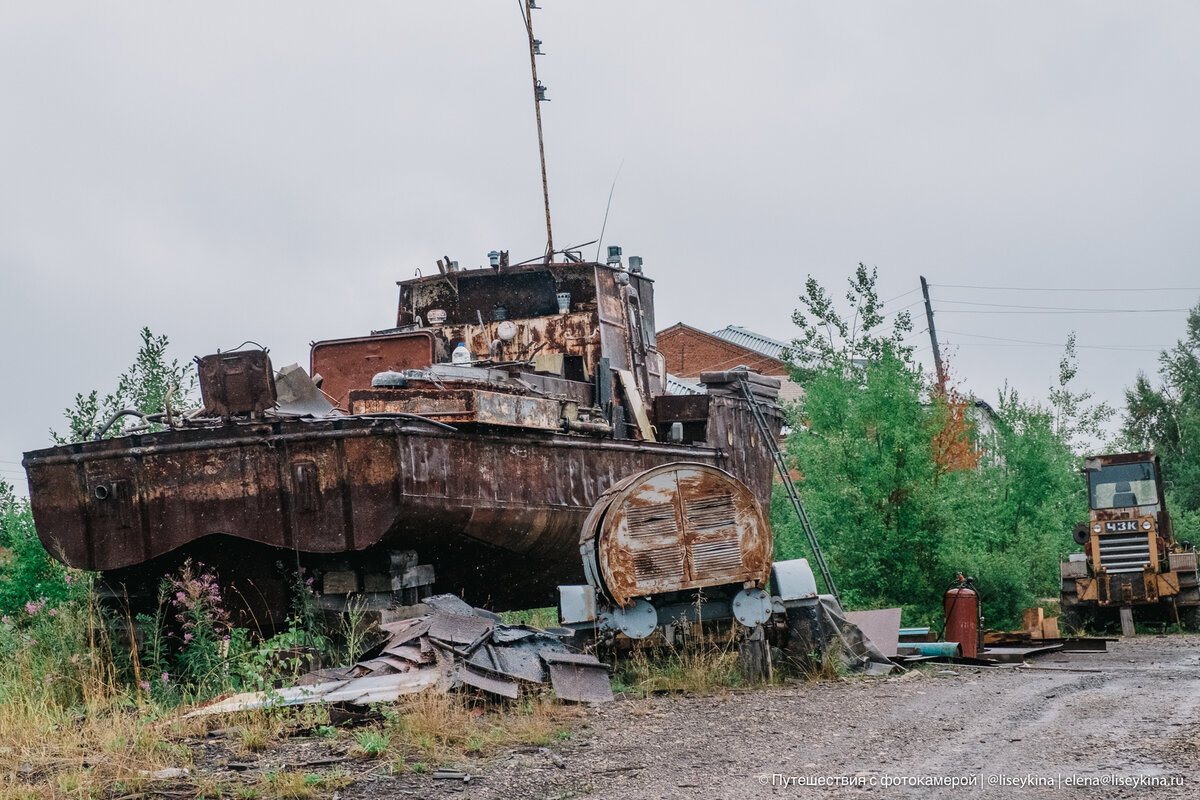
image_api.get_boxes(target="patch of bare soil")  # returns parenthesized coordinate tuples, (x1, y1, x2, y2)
(193, 635, 1200, 799)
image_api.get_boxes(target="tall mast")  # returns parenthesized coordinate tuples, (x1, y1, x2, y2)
(520, 0, 553, 261)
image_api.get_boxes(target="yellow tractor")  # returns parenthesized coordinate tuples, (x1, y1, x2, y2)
(1060, 452, 1199, 635)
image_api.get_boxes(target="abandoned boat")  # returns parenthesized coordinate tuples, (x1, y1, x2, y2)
(23, 251, 783, 622)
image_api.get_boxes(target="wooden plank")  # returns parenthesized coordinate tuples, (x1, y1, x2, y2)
(615, 369, 656, 442)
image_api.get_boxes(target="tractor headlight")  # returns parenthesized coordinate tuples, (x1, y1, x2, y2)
(1142, 520, 1152, 530)
(1093, 524, 1102, 534)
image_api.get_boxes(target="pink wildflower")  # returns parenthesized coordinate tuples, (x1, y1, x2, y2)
(161, 672, 170, 684)
(140, 681, 150, 691)
(183, 633, 193, 642)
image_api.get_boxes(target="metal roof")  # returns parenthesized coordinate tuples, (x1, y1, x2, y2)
(665, 374, 707, 396)
(710, 326, 789, 361)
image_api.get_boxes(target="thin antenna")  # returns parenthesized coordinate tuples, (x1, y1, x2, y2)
(518, 0, 553, 261)
(595, 159, 624, 262)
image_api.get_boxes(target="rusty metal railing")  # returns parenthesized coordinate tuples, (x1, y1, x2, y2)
(738, 375, 840, 603)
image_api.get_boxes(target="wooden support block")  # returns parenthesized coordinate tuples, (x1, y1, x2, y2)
(1022, 607, 1044, 632)
(323, 570, 360, 595)
(363, 573, 392, 593)
(1120, 607, 1136, 637)
(1041, 617, 1059, 639)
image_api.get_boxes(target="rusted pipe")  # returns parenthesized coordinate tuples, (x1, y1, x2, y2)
(92, 410, 149, 440)
(564, 419, 613, 436)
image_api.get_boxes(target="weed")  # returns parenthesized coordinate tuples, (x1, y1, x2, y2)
(239, 726, 270, 753)
(499, 606, 560, 629)
(352, 728, 390, 758)
(337, 595, 376, 665)
(613, 636, 743, 696)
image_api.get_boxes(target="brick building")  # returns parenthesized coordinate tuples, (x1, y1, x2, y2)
(657, 323, 804, 404)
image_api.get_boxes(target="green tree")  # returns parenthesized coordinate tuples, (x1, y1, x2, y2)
(783, 263, 914, 380)
(1121, 299, 1200, 539)
(781, 350, 952, 620)
(51, 327, 197, 444)
(1048, 332, 1115, 453)
(776, 269, 1084, 629)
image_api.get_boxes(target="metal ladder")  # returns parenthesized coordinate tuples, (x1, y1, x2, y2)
(738, 376, 840, 603)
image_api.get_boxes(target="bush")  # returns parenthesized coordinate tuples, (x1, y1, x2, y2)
(0, 482, 73, 619)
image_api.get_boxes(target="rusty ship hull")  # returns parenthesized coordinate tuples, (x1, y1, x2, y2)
(25, 401, 772, 611)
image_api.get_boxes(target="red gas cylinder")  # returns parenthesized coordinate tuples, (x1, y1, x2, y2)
(944, 576, 979, 658)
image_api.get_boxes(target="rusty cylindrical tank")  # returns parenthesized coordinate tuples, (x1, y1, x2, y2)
(579, 462, 772, 609)
(944, 575, 980, 658)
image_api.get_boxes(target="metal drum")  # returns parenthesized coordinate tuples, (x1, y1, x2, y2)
(579, 462, 772, 609)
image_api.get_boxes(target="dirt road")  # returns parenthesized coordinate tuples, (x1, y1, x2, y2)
(349, 634, 1200, 799)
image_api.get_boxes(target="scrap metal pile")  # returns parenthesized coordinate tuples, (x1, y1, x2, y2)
(189, 595, 612, 717)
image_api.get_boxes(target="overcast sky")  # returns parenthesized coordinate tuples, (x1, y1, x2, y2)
(3, 2, 1199, 490)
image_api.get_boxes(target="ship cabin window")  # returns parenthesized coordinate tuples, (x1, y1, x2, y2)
(1088, 461, 1159, 511)
(404, 269, 599, 327)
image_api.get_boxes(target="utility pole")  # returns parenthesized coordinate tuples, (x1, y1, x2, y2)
(520, 0, 553, 261)
(920, 276, 945, 389)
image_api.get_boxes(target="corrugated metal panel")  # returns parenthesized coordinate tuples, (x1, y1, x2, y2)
(665, 374, 706, 395)
(710, 326, 788, 361)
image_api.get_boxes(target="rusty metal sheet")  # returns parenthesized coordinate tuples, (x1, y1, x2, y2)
(422, 593, 477, 616)
(490, 625, 538, 644)
(843, 608, 902, 658)
(381, 617, 432, 640)
(428, 612, 494, 648)
(467, 644, 542, 684)
(545, 660, 613, 704)
(383, 644, 432, 664)
(310, 331, 434, 410)
(495, 647, 550, 683)
(349, 388, 563, 431)
(456, 664, 520, 699)
(654, 394, 711, 423)
(579, 462, 772, 608)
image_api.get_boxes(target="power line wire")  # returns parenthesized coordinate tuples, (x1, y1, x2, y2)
(939, 308, 1186, 315)
(884, 287, 921, 304)
(933, 283, 1200, 292)
(939, 329, 1167, 352)
(937, 299, 1189, 312)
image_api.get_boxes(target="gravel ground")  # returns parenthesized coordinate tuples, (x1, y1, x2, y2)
(338, 634, 1200, 800)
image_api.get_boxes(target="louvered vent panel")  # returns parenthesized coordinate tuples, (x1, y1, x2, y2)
(690, 539, 743, 576)
(685, 493, 737, 531)
(626, 502, 679, 539)
(633, 544, 685, 583)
